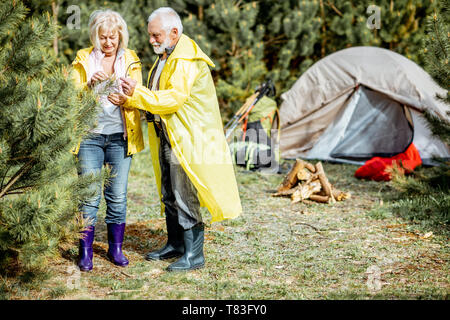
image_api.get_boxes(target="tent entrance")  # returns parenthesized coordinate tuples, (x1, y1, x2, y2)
(306, 86, 414, 163)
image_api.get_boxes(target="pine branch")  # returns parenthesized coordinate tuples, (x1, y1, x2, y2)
(326, 1, 343, 17)
(423, 110, 450, 144)
(1, 164, 12, 190)
(4, 191, 28, 195)
(431, 12, 448, 61)
(92, 75, 121, 97)
(0, 159, 34, 198)
(7, 184, 35, 193)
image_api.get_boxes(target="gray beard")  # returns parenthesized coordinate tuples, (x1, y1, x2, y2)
(152, 37, 171, 55)
(152, 45, 164, 55)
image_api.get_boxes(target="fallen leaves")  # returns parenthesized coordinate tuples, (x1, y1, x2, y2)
(421, 231, 434, 239)
(383, 224, 434, 242)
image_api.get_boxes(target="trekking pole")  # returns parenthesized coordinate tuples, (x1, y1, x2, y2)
(225, 79, 275, 139)
(223, 92, 258, 132)
(225, 81, 273, 139)
(224, 81, 273, 133)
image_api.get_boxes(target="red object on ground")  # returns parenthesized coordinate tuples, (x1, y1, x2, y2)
(354, 143, 422, 181)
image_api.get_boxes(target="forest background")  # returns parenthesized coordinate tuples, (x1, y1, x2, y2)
(29, 0, 438, 119)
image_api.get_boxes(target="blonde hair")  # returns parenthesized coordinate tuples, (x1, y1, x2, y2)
(89, 9, 129, 50)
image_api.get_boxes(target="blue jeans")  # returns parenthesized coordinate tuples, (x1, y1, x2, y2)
(77, 133, 132, 226)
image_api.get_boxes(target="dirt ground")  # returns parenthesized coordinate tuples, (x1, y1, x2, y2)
(2, 151, 449, 300)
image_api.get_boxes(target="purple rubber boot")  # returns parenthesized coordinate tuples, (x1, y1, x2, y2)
(78, 226, 95, 272)
(106, 223, 129, 267)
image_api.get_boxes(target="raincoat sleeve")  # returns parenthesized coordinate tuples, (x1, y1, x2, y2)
(130, 63, 143, 86)
(123, 61, 143, 111)
(70, 62, 89, 91)
(68, 63, 87, 155)
(123, 59, 199, 114)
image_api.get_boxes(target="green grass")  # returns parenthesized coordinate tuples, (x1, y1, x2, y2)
(1, 122, 449, 299)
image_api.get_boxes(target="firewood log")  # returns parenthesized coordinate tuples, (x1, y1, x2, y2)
(291, 180, 321, 203)
(277, 159, 304, 192)
(291, 190, 303, 204)
(297, 168, 312, 181)
(309, 194, 330, 203)
(315, 162, 336, 203)
(272, 186, 299, 197)
(297, 159, 316, 173)
(304, 173, 319, 186)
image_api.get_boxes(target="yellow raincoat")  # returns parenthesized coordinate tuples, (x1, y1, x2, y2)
(70, 47, 144, 155)
(123, 34, 242, 222)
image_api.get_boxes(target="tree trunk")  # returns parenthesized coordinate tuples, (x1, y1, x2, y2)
(52, 1, 59, 56)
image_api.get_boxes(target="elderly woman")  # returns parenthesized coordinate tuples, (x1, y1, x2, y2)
(71, 9, 143, 271)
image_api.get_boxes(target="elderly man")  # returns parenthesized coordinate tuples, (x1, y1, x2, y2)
(108, 7, 242, 271)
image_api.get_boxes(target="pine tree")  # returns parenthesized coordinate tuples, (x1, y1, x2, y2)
(263, 0, 322, 89)
(391, 0, 450, 229)
(206, 1, 268, 116)
(0, 1, 99, 271)
(422, 0, 450, 140)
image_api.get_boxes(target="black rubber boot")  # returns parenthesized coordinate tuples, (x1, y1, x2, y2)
(166, 224, 205, 272)
(145, 213, 184, 261)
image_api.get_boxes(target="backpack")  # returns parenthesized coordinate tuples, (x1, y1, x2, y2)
(228, 96, 280, 171)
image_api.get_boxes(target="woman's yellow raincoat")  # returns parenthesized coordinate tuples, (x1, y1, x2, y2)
(123, 34, 242, 222)
(70, 47, 145, 156)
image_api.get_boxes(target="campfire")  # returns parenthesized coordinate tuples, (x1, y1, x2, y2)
(273, 159, 350, 204)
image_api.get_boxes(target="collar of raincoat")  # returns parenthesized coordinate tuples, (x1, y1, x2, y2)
(72, 46, 139, 71)
(91, 47, 126, 61)
(165, 34, 215, 68)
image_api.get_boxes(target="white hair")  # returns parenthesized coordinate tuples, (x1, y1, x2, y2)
(89, 9, 129, 50)
(147, 7, 183, 35)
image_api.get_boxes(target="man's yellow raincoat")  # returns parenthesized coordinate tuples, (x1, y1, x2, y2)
(70, 47, 144, 155)
(124, 34, 242, 222)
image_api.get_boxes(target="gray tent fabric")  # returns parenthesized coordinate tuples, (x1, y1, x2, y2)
(307, 87, 414, 161)
(279, 46, 450, 165)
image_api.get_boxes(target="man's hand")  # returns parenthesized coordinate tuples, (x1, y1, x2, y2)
(120, 77, 137, 96)
(108, 92, 128, 106)
(89, 71, 109, 87)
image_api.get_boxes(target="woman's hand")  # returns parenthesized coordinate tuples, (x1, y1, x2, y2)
(108, 92, 127, 106)
(89, 71, 109, 87)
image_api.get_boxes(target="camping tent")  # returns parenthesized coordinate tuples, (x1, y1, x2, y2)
(278, 46, 450, 165)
